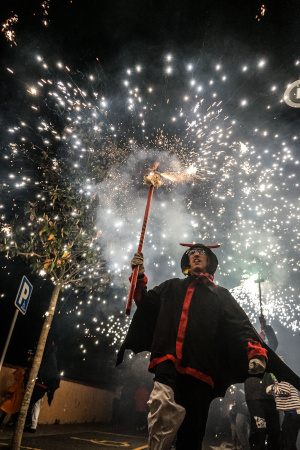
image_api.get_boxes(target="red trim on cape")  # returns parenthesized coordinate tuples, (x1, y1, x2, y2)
(176, 280, 197, 360)
(148, 354, 214, 388)
(148, 279, 214, 389)
(35, 382, 47, 389)
(174, 363, 214, 388)
(149, 354, 177, 368)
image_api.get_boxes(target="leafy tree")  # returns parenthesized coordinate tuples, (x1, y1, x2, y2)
(1, 147, 110, 449)
(0, 57, 136, 448)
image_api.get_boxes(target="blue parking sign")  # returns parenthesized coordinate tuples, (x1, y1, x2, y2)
(15, 276, 33, 315)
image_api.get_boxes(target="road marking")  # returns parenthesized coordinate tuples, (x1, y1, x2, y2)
(132, 446, 148, 450)
(71, 437, 130, 446)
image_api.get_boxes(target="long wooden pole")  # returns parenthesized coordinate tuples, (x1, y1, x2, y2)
(126, 184, 154, 315)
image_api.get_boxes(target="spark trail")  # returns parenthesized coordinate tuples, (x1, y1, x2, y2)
(1, 52, 299, 359)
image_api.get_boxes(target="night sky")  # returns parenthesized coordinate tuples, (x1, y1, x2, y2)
(0, 0, 300, 387)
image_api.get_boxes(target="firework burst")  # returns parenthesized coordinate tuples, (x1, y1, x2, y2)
(1, 50, 299, 360)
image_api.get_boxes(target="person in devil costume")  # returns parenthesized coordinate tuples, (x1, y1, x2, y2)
(117, 243, 300, 450)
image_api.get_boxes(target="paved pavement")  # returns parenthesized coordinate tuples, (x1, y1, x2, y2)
(0, 423, 235, 449)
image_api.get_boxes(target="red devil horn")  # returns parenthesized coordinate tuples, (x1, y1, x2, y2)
(180, 243, 221, 248)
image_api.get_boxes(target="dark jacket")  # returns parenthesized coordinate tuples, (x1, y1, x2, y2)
(117, 275, 300, 398)
(245, 372, 277, 402)
(31, 343, 60, 406)
(245, 324, 279, 402)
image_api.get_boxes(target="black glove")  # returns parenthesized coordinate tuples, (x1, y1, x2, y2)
(130, 252, 145, 275)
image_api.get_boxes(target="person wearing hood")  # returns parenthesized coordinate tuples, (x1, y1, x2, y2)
(117, 243, 300, 450)
(24, 340, 60, 433)
(0, 368, 25, 426)
(118, 243, 275, 449)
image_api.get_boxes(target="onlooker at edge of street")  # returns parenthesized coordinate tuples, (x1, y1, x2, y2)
(267, 357, 300, 450)
(25, 339, 60, 433)
(0, 368, 25, 427)
(134, 385, 150, 431)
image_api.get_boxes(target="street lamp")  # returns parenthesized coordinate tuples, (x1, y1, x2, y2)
(255, 274, 265, 332)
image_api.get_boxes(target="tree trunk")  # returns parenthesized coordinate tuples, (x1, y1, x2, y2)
(10, 283, 61, 450)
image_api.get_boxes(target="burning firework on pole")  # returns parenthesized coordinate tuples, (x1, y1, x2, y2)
(126, 163, 162, 315)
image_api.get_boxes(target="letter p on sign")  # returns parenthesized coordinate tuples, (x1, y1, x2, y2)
(15, 276, 33, 315)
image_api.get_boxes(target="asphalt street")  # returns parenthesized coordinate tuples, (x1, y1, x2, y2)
(0, 429, 148, 449)
(0, 424, 147, 450)
(0, 423, 234, 449)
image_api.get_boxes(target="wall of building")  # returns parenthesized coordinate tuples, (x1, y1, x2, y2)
(0, 366, 114, 424)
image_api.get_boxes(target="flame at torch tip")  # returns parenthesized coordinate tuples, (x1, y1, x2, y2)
(160, 169, 201, 183)
(187, 166, 197, 175)
(144, 173, 162, 188)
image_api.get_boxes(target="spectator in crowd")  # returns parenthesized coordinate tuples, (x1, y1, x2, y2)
(24, 340, 60, 433)
(134, 384, 150, 431)
(112, 385, 123, 426)
(0, 368, 25, 427)
(266, 357, 300, 450)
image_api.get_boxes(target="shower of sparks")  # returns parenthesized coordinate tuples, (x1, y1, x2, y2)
(41, 0, 51, 26)
(231, 276, 300, 333)
(1, 1, 74, 41)
(1, 14, 18, 46)
(255, 4, 266, 21)
(1, 51, 300, 369)
(0, 225, 11, 236)
(159, 165, 209, 183)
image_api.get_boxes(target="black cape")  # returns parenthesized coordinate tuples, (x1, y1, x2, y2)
(117, 277, 300, 398)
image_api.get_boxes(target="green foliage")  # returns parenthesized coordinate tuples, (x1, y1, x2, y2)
(0, 146, 109, 290)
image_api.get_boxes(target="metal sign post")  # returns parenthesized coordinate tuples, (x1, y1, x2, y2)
(0, 276, 33, 372)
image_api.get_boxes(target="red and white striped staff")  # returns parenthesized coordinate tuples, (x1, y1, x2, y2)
(126, 163, 161, 315)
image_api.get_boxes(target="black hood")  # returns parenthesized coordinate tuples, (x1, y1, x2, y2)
(181, 243, 219, 275)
